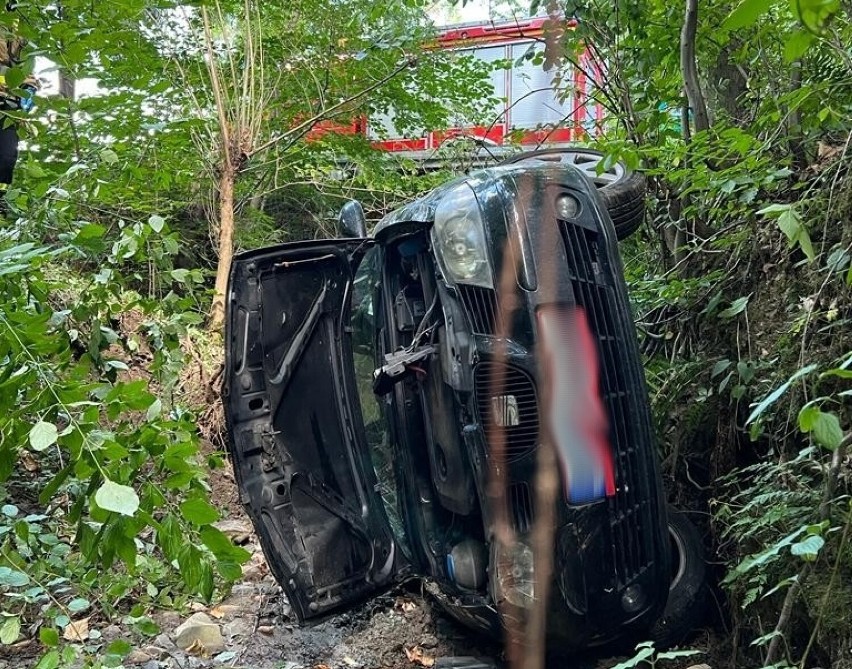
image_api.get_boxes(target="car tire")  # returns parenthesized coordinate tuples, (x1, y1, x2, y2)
(597, 169, 646, 240)
(650, 509, 707, 648)
(498, 148, 646, 240)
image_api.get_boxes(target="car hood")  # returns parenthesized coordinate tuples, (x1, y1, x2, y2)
(372, 163, 568, 241)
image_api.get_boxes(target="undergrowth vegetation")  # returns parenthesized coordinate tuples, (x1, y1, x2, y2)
(557, 0, 852, 666)
(0, 215, 250, 666)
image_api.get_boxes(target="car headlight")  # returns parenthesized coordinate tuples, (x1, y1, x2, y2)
(432, 184, 494, 288)
(495, 540, 535, 608)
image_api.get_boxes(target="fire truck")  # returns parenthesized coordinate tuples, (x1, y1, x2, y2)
(375, 15, 602, 157)
(312, 16, 605, 164)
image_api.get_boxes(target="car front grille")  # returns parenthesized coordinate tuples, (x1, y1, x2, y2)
(559, 217, 655, 588)
(456, 284, 500, 335)
(474, 362, 539, 462)
(509, 481, 535, 533)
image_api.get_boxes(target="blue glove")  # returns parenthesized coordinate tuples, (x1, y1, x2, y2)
(19, 84, 35, 112)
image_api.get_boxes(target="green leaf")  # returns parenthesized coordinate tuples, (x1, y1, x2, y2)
(746, 364, 818, 424)
(0, 616, 21, 645)
(791, 534, 825, 560)
(812, 412, 844, 450)
(35, 649, 61, 669)
(100, 149, 119, 165)
(720, 179, 737, 194)
(784, 30, 815, 61)
(170, 268, 190, 282)
(719, 296, 750, 319)
(29, 421, 58, 451)
(148, 215, 165, 233)
(178, 545, 203, 590)
(795, 0, 841, 32)
(656, 649, 701, 661)
(200, 525, 252, 564)
(0, 566, 30, 587)
(104, 639, 131, 656)
(67, 598, 90, 613)
(798, 404, 820, 432)
(777, 208, 802, 242)
(199, 560, 215, 602)
(750, 629, 783, 647)
(146, 398, 162, 422)
(726, 527, 807, 583)
(610, 645, 655, 669)
(217, 560, 243, 581)
(156, 514, 183, 561)
(761, 576, 798, 600)
(772, 204, 815, 262)
(94, 479, 140, 517)
(39, 627, 59, 646)
(757, 203, 791, 216)
(797, 228, 815, 262)
(737, 361, 754, 383)
(132, 617, 159, 637)
(75, 224, 107, 241)
(1, 504, 18, 517)
(711, 359, 731, 378)
(723, 0, 772, 30)
(806, 522, 828, 535)
(180, 498, 220, 525)
(800, 405, 844, 449)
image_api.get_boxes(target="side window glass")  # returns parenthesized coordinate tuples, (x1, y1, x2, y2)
(351, 249, 407, 545)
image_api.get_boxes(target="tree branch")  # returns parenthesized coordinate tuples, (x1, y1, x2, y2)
(246, 57, 414, 159)
(201, 4, 233, 170)
(680, 0, 709, 132)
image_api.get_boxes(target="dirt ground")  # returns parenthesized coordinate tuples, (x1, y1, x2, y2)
(33, 444, 708, 669)
(128, 462, 716, 669)
(135, 536, 716, 669)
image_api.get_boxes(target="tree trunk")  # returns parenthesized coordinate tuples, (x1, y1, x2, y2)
(210, 167, 236, 331)
(680, 0, 709, 132)
(787, 63, 807, 172)
(58, 69, 75, 100)
(710, 44, 748, 123)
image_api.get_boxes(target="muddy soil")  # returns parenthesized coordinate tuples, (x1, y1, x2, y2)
(0, 457, 715, 669)
(126, 458, 715, 669)
(121, 519, 715, 669)
(138, 510, 503, 669)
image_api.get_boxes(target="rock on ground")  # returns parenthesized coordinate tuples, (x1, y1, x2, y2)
(173, 612, 226, 656)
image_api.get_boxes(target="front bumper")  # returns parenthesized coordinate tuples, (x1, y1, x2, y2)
(446, 165, 670, 645)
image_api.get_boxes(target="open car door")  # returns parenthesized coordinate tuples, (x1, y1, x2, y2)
(224, 239, 401, 621)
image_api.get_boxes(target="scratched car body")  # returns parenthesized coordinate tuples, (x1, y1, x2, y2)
(223, 150, 705, 650)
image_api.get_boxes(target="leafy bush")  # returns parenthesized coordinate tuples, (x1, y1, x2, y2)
(0, 219, 247, 664)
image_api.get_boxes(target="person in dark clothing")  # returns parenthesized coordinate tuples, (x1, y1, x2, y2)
(0, 123, 18, 185)
(0, 4, 37, 200)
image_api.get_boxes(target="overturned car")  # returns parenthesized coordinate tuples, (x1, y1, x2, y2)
(223, 149, 706, 650)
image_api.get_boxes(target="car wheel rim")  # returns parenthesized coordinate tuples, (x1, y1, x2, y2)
(563, 151, 625, 187)
(511, 150, 625, 188)
(668, 525, 687, 592)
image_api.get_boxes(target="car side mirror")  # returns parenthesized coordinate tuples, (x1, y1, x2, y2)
(337, 200, 367, 238)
